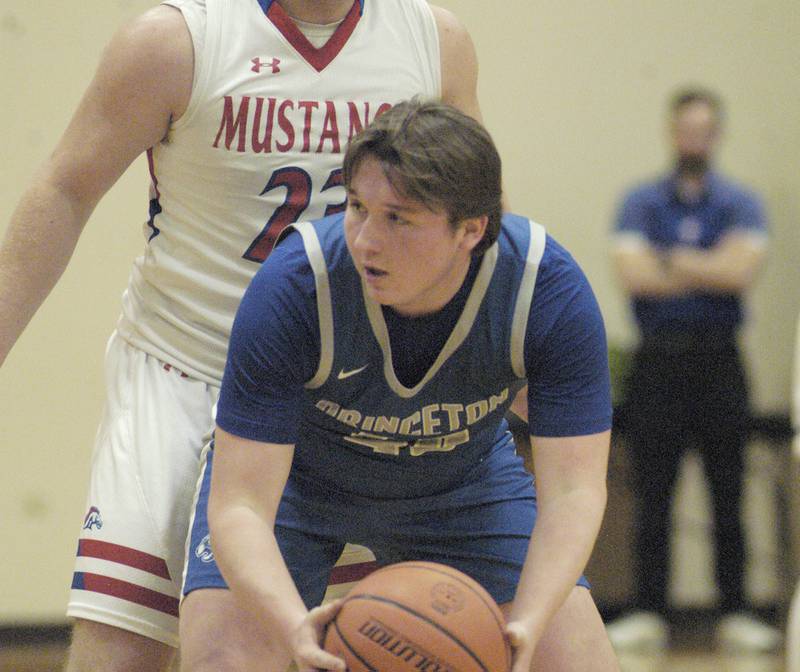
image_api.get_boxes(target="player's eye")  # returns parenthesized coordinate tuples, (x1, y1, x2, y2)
(386, 211, 409, 226)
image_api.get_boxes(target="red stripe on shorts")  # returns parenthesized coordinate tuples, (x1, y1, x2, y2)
(329, 560, 378, 585)
(77, 572, 179, 617)
(78, 539, 172, 580)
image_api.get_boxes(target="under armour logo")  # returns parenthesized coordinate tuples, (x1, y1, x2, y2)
(251, 57, 281, 74)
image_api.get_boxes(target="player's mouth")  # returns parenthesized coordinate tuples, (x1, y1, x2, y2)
(363, 265, 388, 282)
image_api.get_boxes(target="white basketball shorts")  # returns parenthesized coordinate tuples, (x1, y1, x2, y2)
(68, 331, 377, 645)
(67, 331, 219, 647)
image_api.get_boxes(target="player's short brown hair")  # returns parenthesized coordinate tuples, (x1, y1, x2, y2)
(343, 99, 503, 256)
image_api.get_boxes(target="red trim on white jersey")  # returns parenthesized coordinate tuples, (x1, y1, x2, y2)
(265, 0, 362, 72)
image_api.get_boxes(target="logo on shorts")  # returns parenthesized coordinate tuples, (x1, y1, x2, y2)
(195, 534, 215, 563)
(82, 506, 103, 531)
(430, 582, 465, 615)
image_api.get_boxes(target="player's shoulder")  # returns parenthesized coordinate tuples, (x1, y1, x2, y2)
(269, 213, 349, 278)
(539, 233, 587, 287)
(102, 4, 193, 105)
(308, 212, 346, 237)
(236, 229, 317, 329)
(280, 213, 347, 253)
(427, 2, 477, 76)
(118, 4, 192, 53)
(266, 224, 314, 273)
(530, 230, 595, 317)
(428, 3, 466, 33)
(498, 214, 589, 295)
(499, 214, 575, 268)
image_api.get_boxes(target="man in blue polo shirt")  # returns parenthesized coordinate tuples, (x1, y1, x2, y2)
(607, 87, 778, 652)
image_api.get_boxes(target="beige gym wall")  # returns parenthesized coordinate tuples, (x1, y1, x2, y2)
(1, 1, 798, 622)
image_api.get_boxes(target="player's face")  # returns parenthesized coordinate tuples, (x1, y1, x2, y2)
(344, 157, 486, 317)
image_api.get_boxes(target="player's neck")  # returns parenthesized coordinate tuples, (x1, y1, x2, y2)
(276, 0, 355, 25)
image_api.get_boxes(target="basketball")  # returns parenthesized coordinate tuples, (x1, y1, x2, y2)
(323, 561, 511, 672)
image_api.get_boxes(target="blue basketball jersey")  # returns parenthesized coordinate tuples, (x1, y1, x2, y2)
(216, 212, 612, 500)
(287, 214, 538, 498)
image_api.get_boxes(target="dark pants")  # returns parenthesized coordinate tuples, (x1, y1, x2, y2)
(624, 335, 749, 614)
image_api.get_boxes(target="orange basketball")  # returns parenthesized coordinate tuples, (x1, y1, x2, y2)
(323, 561, 511, 672)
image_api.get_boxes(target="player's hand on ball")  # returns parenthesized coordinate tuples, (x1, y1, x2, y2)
(291, 600, 346, 672)
(505, 620, 537, 672)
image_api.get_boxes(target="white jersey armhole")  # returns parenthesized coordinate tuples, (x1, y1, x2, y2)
(398, 0, 441, 99)
(511, 220, 547, 379)
(162, 0, 211, 129)
(292, 222, 334, 389)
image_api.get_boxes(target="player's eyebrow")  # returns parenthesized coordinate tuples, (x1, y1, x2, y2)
(346, 187, 426, 214)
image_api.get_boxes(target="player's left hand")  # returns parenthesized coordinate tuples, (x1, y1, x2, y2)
(291, 599, 346, 672)
(505, 620, 538, 672)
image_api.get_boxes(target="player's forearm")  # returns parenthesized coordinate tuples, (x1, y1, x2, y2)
(0, 182, 91, 366)
(209, 502, 308, 646)
(509, 483, 607, 643)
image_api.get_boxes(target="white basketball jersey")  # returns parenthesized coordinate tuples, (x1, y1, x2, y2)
(117, 0, 441, 384)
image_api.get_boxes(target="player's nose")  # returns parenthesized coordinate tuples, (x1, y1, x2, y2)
(352, 214, 385, 256)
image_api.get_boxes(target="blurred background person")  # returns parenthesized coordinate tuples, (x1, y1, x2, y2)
(606, 87, 779, 653)
(786, 313, 800, 670)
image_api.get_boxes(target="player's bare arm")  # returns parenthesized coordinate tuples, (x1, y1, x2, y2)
(209, 428, 347, 671)
(505, 430, 611, 672)
(0, 5, 192, 367)
(207, 428, 330, 665)
(430, 5, 481, 122)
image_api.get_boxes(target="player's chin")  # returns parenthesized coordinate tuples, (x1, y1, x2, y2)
(365, 286, 394, 306)
(361, 275, 393, 300)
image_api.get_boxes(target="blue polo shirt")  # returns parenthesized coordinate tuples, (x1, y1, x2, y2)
(613, 172, 767, 337)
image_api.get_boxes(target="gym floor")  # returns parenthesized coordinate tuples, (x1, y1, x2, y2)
(0, 619, 785, 672)
(0, 644, 784, 672)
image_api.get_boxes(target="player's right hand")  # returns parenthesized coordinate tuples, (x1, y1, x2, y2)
(505, 620, 539, 672)
(291, 599, 346, 672)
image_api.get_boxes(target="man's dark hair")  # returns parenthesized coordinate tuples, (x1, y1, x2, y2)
(670, 87, 724, 124)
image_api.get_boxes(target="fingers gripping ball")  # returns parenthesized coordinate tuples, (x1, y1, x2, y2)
(323, 561, 511, 672)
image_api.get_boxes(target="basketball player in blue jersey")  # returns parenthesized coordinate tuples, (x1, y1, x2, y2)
(0, 2, 487, 671)
(180, 100, 620, 671)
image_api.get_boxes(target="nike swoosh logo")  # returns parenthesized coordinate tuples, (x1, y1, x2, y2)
(337, 365, 368, 380)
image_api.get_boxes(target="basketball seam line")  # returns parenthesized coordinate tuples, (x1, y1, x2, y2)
(331, 619, 377, 672)
(365, 562, 510, 665)
(343, 593, 491, 672)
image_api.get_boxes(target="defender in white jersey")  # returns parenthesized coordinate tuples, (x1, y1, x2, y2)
(0, 1, 484, 670)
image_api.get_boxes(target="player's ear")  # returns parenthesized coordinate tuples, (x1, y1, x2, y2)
(459, 215, 488, 253)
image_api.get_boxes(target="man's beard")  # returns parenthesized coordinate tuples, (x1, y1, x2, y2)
(676, 154, 709, 177)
